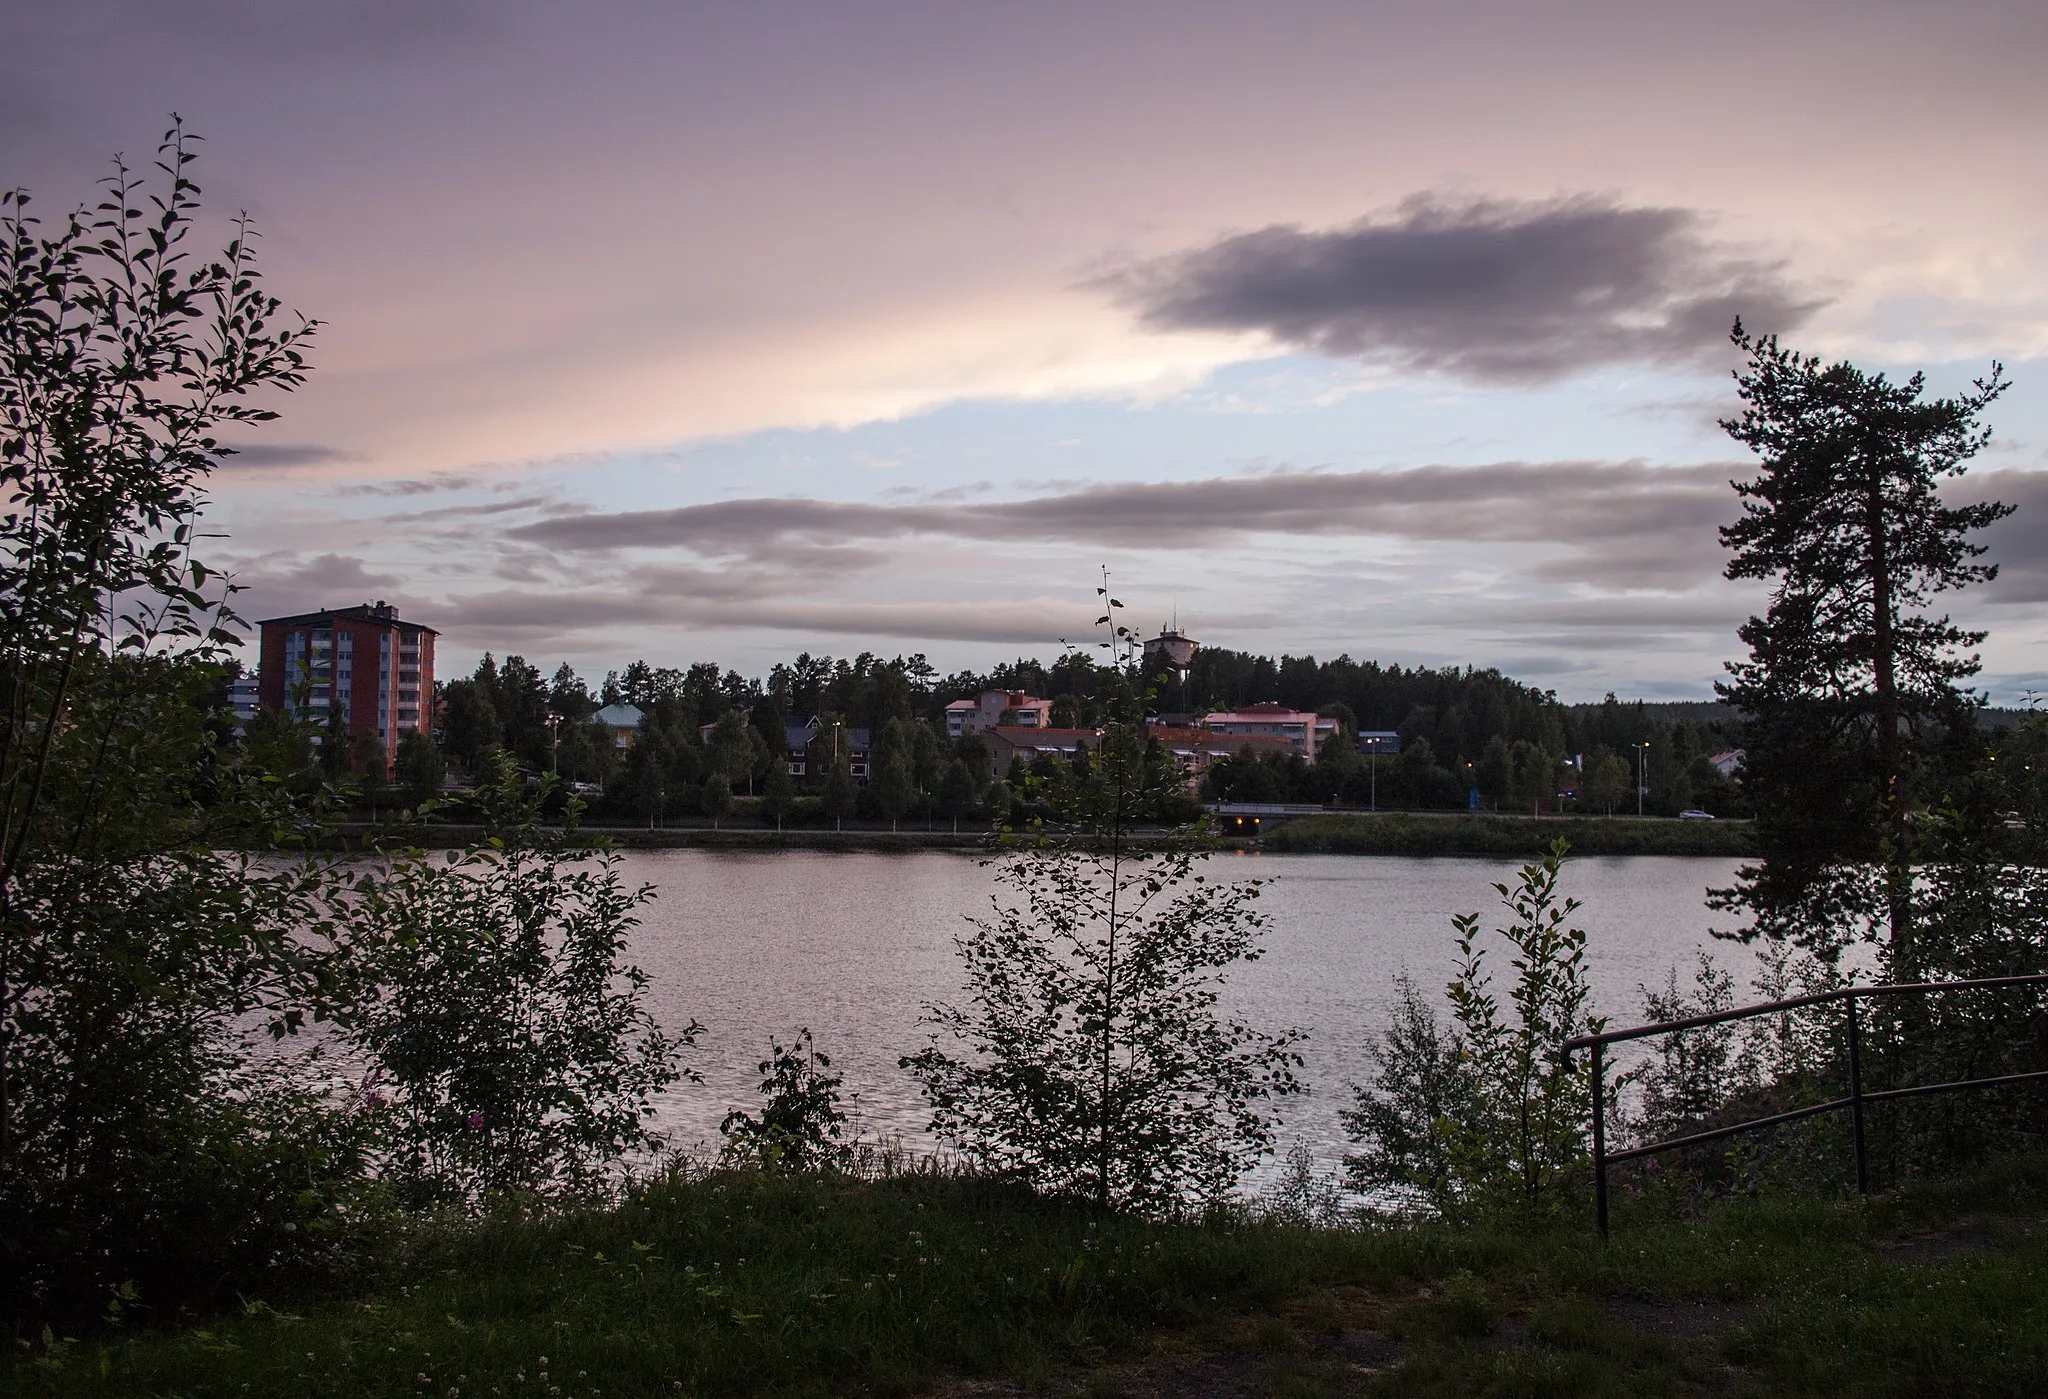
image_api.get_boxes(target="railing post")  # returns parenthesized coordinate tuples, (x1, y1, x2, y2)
(1846, 993, 1868, 1196)
(1590, 1040, 1609, 1238)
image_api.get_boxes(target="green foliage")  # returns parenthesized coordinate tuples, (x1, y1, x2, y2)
(617, 729, 669, 828)
(1441, 842, 1603, 1210)
(1264, 812, 1753, 857)
(329, 755, 695, 1206)
(392, 730, 445, 809)
(699, 765, 731, 825)
(1619, 952, 1745, 1143)
(241, 699, 315, 780)
(1345, 841, 1602, 1218)
(819, 756, 857, 829)
(719, 1028, 848, 1173)
(17, 1153, 2048, 1398)
(904, 831, 1304, 1212)
(705, 708, 767, 795)
(1341, 974, 1476, 1211)
(0, 124, 346, 1317)
(758, 755, 796, 827)
(869, 718, 917, 828)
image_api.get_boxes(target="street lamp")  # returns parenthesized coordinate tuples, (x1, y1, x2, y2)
(1633, 741, 1650, 817)
(1361, 733, 1391, 811)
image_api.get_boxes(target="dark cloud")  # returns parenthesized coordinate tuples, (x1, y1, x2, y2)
(218, 442, 360, 469)
(13, 1, 495, 64)
(433, 587, 1084, 648)
(334, 472, 486, 497)
(509, 460, 1743, 590)
(1972, 469, 2048, 604)
(1105, 196, 1821, 384)
(225, 552, 403, 622)
(374, 495, 556, 526)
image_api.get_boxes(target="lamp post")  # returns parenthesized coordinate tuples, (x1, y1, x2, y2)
(1362, 734, 1388, 811)
(1634, 741, 1650, 817)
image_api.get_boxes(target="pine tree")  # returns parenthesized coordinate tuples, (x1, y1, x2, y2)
(1715, 323, 2011, 973)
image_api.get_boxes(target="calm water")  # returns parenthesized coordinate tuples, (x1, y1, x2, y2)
(622, 849, 1754, 1178)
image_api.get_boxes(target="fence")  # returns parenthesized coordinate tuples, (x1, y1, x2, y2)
(1561, 972, 2048, 1237)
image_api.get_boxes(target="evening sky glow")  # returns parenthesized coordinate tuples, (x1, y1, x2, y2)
(8, 0, 2047, 697)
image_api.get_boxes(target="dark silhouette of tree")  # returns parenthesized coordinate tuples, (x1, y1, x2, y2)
(1715, 322, 2011, 974)
(759, 754, 796, 830)
(395, 731, 445, 809)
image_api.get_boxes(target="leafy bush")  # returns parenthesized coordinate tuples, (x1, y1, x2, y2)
(1344, 840, 1602, 1217)
(1341, 973, 1475, 1212)
(1621, 951, 1746, 1143)
(1260, 1142, 1349, 1227)
(904, 818, 1304, 1212)
(330, 756, 695, 1206)
(720, 1028, 849, 1172)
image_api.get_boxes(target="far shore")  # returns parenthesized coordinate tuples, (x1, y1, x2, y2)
(316, 809, 1757, 857)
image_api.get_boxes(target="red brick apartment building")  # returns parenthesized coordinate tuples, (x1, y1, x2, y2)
(257, 602, 437, 769)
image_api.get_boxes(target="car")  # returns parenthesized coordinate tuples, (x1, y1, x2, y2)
(1678, 809, 1716, 821)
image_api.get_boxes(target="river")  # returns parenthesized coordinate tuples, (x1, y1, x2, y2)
(620, 849, 1754, 1181)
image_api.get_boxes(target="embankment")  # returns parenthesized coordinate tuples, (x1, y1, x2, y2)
(1261, 811, 1755, 857)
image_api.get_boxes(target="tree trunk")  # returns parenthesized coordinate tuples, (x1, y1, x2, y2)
(1866, 464, 1913, 978)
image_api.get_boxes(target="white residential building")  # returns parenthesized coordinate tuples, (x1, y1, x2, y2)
(945, 688, 1054, 738)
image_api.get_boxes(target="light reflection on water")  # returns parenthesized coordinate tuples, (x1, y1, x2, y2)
(622, 849, 1754, 1180)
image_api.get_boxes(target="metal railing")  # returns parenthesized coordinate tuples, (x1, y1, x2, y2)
(1562, 972, 2048, 1237)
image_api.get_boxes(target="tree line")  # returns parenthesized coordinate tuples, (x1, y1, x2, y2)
(416, 643, 1745, 821)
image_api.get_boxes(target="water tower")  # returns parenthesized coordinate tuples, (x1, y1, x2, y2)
(1142, 625, 1198, 673)
(1142, 623, 1199, 716)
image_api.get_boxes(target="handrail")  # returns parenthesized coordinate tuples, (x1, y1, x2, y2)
(1563, 972, 2048, 1052)
(1564, 972, 2048, 1237)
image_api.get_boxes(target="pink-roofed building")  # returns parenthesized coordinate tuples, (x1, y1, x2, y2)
(1201, 702, 1339, 759)
(945, 688, 1054, 738)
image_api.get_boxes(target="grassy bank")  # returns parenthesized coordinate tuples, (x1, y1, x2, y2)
(1263, 812, 1756, 857)
(331, 816, 1750, 857)
(328, 823, 997, 852)
(10, 1155, 2047, 1398)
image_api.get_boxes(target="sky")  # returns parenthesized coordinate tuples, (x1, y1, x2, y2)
(7, 0, 2048, 700)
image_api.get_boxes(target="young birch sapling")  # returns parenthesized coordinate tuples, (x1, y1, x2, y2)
(904, 574, 1305, 1212)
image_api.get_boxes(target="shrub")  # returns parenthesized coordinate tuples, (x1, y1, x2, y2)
(720, 1028, 849, 1172)
(331, 756, 695, 1206)
(1344, 839, 1602, 1217)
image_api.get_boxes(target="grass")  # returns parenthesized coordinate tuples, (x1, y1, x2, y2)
(8, 1152, 2048, 1397)
(1263, 812, 1756, 858)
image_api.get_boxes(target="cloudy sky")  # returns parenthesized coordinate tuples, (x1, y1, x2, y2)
(9, 0, 2047, 698)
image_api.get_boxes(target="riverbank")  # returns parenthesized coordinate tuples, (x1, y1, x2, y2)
(334, 822, 998, 851)
(329, 812, 1753, 856)
(1263, 811, 1756, 857)
(11, 1153, 2045, 1397)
